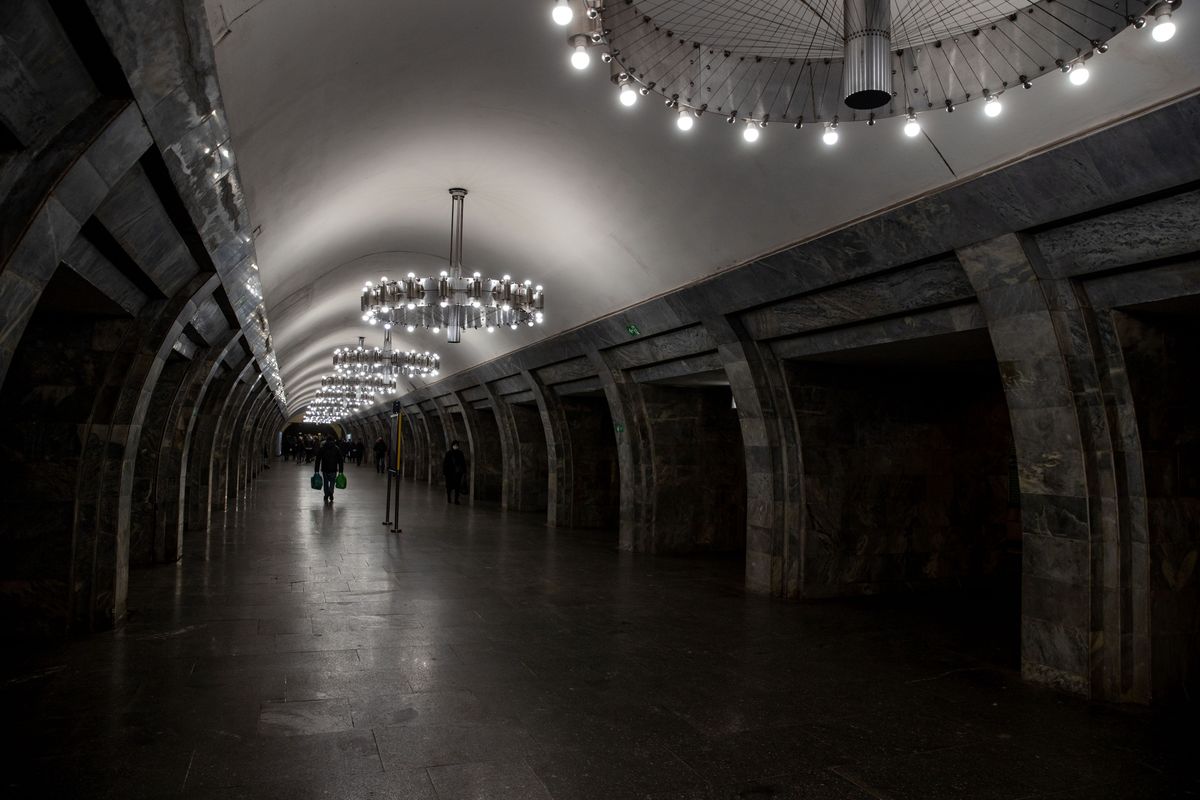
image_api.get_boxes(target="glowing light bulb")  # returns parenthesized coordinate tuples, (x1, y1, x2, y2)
(903, 114, 920, 137)
(571, 45, 590, 70)
(1069, 64, 1090, 85)
(822, 123, 839, 146)
(984, 96, 1002, 117)
(552, 0, 572, 26)
(1152, 12, 1176, 41)
(619, 82, 638, 107)
(743, 121, 760, 143)
(676, 110, 694, 131)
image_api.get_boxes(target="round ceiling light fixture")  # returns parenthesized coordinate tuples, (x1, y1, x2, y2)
(571, 44, 590, 70)
(551, 0, 573, 26)
(618, 80, 639, 107)
(1151, 1, 1178, 40)
(555, 0, 1183, 145)
(360, 189, 546, 344)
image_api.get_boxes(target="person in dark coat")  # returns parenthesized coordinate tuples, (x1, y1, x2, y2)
(442, 440, 466, 504)
(315, 435, 344, 504)
(373, 437, 387, 474)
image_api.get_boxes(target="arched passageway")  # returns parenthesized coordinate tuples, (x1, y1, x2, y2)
(785, 332, 1022, 663)
(1112, 301, 1200, 703)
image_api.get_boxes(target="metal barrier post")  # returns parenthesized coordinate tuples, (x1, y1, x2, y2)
(390, 402, 403, 533)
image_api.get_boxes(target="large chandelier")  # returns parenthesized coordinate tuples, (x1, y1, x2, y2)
(332, 334, 440, 379)
(360, 188, 546, 343)
(553, 0, 1182, 143)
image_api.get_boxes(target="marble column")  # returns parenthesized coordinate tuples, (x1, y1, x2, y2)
(959, 233, 1139, 700)
(705, 316, 805, 597)
(588, 350, 655, 552)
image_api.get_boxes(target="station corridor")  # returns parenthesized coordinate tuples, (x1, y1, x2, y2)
(2, 464, 1195, 800)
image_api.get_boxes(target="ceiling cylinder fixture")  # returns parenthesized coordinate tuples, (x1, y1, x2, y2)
(560, 1, 1184, 143)
(842, 0, 892, 110)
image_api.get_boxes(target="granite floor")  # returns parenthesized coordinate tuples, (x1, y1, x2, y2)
(3, 463, 1197, 799)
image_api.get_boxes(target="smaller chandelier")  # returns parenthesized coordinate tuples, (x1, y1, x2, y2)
(304, 387, 356, 423)
(321, 373, 395, 398)
(360, 188, 546, 343)
(332, 334, 440, 379)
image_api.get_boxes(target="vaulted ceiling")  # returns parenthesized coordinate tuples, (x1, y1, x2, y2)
(201, 0, 1199, 416)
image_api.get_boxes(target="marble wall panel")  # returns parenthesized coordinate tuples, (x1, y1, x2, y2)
(1036, 189, 1200, 279)
(605, 325, 717, 371)
(786, 360, 1019, 600)
(536, 356, 596, 386)
(740, 257, 973, 341)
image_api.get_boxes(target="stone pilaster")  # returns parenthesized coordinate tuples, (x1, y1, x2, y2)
(523, 370, 571, 527)
(129, 353, 193, 567)
(184, 355, 251, 532)
(705, 316, 804, 597)
(588, 350, 655, 552)
(210, 371, 261, 512)
(177, 340, 244, 540)
(959, 233, 1138, 700)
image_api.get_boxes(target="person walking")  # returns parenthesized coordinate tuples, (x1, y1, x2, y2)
(442, 441, 466, 504)
(373, 437, 387, 474)
(315, 435, 344, 505)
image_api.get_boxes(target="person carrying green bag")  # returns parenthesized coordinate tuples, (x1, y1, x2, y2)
(314, 435, 345, 505)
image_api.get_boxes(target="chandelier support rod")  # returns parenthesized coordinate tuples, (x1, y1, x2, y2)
(447, 187, 467, 343)
(449, 188, 467, 279)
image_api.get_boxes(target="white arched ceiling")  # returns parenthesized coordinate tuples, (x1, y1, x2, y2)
(202, 0, 1200, 414)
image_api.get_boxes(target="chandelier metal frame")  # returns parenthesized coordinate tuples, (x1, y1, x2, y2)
(556, 0, 1182, 138)
(361, 189, 546, 343)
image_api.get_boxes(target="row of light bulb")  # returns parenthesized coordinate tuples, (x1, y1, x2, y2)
(555, 0, 1180, 144)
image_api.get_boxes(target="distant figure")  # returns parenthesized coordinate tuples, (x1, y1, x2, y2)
(442, 440, 466, 505)
(373, 437, 387, 474)
(354, 441, 364, 467)
(315, 435, 344, 505)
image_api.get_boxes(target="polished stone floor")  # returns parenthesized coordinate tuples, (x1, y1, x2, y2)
(3, 463, 1197, 799)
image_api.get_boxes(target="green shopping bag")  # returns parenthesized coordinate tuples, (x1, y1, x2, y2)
(310, 473, 323, 490)
(335, 472, 347, 490)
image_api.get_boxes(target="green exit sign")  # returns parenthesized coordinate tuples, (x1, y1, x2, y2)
(615, 423, 625, 434)
(625, 324, 640, 337)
